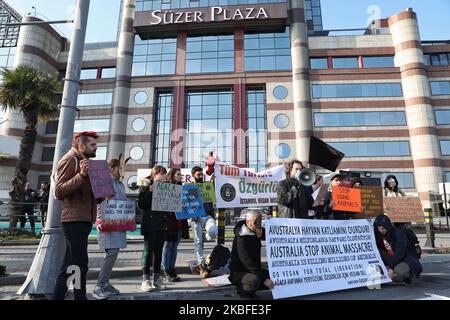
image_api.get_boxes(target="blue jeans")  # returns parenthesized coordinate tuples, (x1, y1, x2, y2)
(162, 230, 182, 271)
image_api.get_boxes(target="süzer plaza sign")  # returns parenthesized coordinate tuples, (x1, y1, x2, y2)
(150, 6, 269, 25)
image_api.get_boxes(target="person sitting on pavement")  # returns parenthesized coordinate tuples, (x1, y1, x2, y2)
(373, 214, 422, 285)
(92, 159, 128, 300)
(228, 208, 274, 300)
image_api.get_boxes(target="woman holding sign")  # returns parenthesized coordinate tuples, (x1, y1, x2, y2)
(138, 165, 169, 292)
(93, 159, 128, 300)
(162, 168, 189, 282)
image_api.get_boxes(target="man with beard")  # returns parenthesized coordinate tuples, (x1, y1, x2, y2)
(53, 131, 100, 300)
(190, 166, 218, 276)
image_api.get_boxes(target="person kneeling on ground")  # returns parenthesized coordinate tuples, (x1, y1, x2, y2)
(228, 208, 274, 299)
(373, 214, 422, 285)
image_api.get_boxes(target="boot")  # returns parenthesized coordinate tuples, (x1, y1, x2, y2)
(168, 269, 180, 282)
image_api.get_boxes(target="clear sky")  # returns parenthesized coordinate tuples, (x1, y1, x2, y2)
(8, 0, 450, 42)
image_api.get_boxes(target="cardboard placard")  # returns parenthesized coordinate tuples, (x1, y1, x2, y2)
(312, 183, 329, 206)
(98, 200, 136, 232)
(332, 187, 362, 213)
(151, 182, 183, 213)
(176, 184, 206, 220)
(88, 160, 115, 199)
(384, 197, 424, 222)
(357, 187, 384, 219)
(185, 182, 216, 203)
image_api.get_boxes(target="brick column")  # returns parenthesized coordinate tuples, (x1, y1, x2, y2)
(389, 9, 443, 209)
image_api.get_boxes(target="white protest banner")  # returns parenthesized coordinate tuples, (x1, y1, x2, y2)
(151, 182, 183, 212)
(201, 275, 232, 288)
(214, 162, 285, 208)
(181, 168, 213, 183)
(266, 218, 391, 299)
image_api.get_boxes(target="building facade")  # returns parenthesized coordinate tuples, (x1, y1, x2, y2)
(1, 0, 450, 214)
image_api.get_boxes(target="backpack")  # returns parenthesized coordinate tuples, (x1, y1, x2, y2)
(403, 227, 422, 259)
(206, 244, 231, 272)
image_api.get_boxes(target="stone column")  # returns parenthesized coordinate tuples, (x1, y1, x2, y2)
(289, 0, 313, 164)
(389, 9, 443, 209)
(108, 0, 136, 159)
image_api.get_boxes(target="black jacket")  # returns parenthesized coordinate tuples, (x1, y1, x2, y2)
(277, 178, 314, 219)
(374, 215, 422, 276)
(39, 190, 50, 213)
(229, 220, 268, 282)
(138, 187, 169, 234)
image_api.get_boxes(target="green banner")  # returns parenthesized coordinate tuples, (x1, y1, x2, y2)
(186, 182, 216, 203)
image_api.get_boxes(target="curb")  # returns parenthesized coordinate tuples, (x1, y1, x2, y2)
(423, 247, 450, 254)
(0, 266, 194, 287)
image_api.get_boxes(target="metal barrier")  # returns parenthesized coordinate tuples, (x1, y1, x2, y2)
(424, 208, 436, 248)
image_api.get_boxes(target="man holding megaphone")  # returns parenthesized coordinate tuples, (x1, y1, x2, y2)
(277, 160, 315, 219)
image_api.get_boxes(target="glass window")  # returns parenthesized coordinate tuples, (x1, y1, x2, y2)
(275, 143, 291, 159)
(45, 120, 59, 134)
(312, 83, 403, 98)
(247, 88, 267, 172)
(244, 28, 291, 71)
(381, 172, 415, 189)
(441, 140, 450, 155)
(436, 110, 450, 125)
(132, 118, 146, 132)
(273, 86, 288, 100)
(185, 90, 233, 168)
(186, 34, 234, 74)
(74, 119, 110, 132)
(80, 69, 98, 80)
(274, 113, 289, 129)
(313, 111, 406, 127)
(132, 36, 177, 76)
(310, 58, 328, 69)
(154, 92, 173, 167)
(425, 53, 450, 66)
(41, 147, 55, 162)
(136, 0, 289, 11)
(130, 146, 144, 160)
(332, 57, 359, 69)
(329, 141, 410, 157)
(431, 81, 450, 95)
(101, 67, 116, 78)
(77, 92, 113, 106)
(135, 91, 148, 104)
(363, 56, 395, 68)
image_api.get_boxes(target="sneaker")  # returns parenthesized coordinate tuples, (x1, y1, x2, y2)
(160, 269, 169, 280)
(92, 286, 110, 300)
(141, 280, 153, 292)
(103, 284, 120, 296)
(153, 277, 166, 290)
(168, 269, 181, 282)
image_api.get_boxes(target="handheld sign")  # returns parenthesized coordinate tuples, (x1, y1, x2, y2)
(151, 182, 183, 213)
(384, 197, 424, 222)
(332, 187, 362, 213)
(185, 182, 216, 203)
(88, 160, 115, 199)
(357, 187, 384, 218)
(98, 200, 136, 232)
(176, 184, 206, 220)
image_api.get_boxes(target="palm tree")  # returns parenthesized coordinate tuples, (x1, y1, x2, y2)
(0, 65, 61, 231)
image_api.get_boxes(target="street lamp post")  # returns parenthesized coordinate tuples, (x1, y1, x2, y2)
(17, 0, 90, 297)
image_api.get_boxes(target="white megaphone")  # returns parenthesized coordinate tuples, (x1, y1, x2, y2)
(299, 168, 317, 187)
